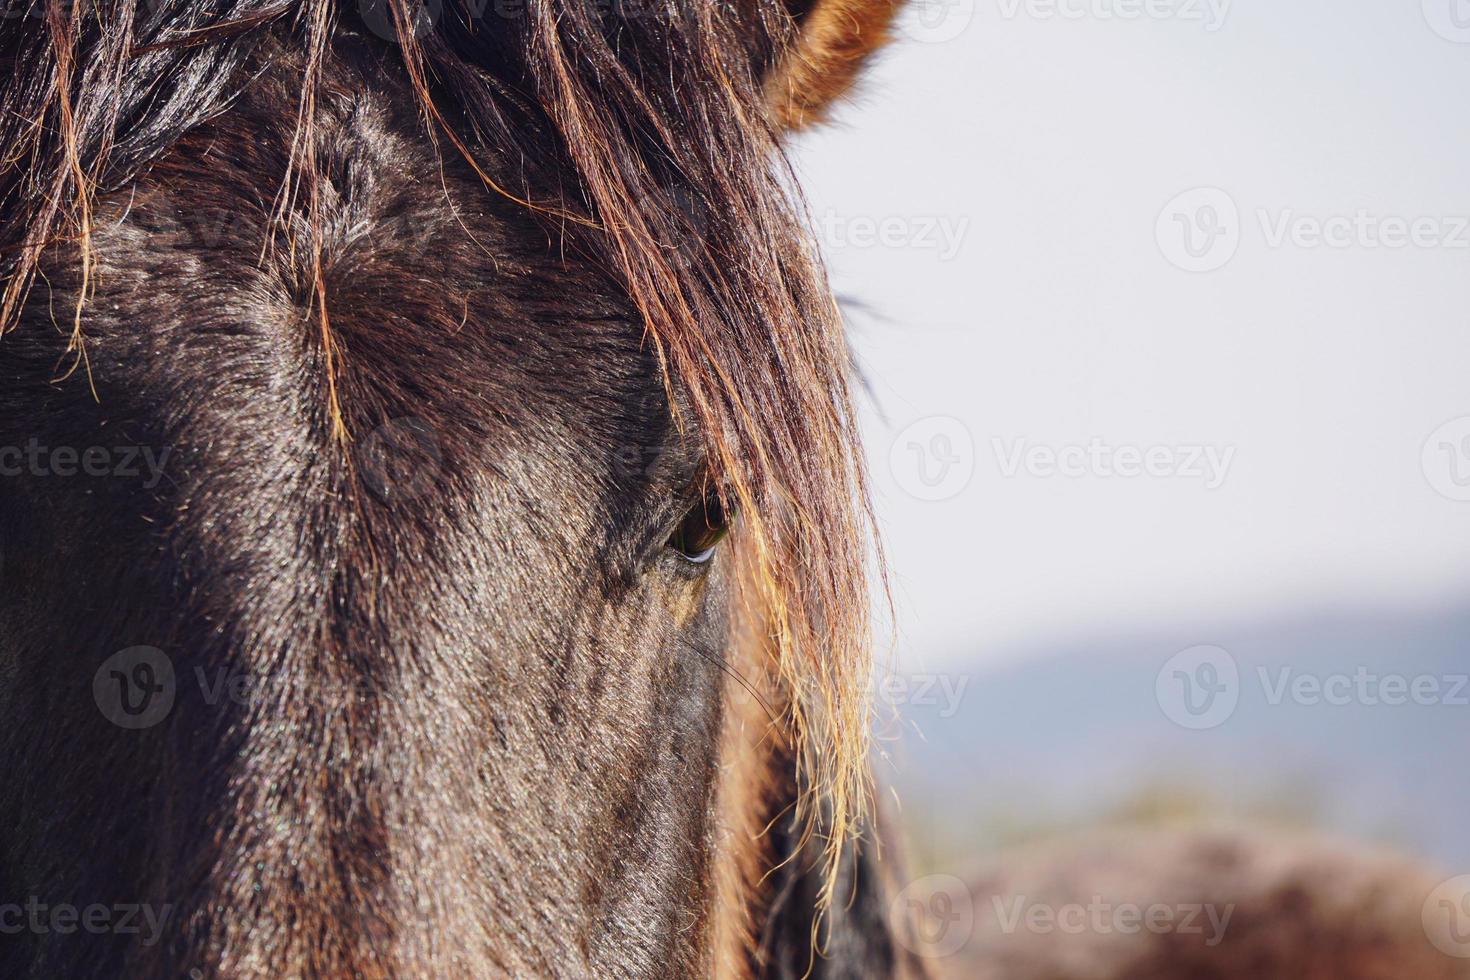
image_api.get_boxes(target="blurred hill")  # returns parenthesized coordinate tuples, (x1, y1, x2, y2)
(882, 601, 1470, 875)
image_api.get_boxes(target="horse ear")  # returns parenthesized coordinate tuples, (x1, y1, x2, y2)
(763, 0, 906, 130)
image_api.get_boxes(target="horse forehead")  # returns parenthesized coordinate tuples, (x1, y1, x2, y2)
(78, 71, 660, 482)
(7, 88, 674, 673)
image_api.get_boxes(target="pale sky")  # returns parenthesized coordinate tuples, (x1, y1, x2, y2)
(792, 0, 1470, 670)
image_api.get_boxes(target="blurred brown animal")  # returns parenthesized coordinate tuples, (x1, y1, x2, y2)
(900, 824, 1470, 980)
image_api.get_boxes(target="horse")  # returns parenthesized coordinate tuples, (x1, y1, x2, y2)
(0, 0, 924, 976)
(929, 824, 1470, 980)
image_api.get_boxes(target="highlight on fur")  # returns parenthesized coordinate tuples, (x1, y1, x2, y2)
(0, 0, 883, 914)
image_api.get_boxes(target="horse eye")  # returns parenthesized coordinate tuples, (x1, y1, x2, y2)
(667, 491, 732, 564)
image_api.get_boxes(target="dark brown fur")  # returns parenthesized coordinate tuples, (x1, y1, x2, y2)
(0, 0, 916, 976)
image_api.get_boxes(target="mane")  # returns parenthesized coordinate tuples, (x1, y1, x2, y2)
(0, 0, 878, 906)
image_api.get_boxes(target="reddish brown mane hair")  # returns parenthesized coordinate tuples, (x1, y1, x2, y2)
(0, 0, 881, 906)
